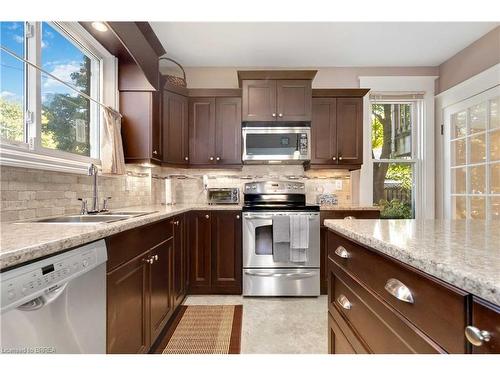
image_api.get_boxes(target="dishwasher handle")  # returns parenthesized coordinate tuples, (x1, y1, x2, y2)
(16, 283, 68, 311)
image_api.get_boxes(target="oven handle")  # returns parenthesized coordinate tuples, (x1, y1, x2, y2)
(244, 215, 274, 220)
(244, 270, 316, 279)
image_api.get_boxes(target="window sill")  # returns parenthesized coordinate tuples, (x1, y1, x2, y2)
(0, 144, 101, 175)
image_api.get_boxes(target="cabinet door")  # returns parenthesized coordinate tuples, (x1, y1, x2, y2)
(469, 297, 500, 354)
(320, 227, 328, 295)
(336, 98, 363, 165)
(120, 91, 153, 163)
(188, 211, 212, 293)
(242, 80, 277, 122)
(163, 91, 189, 164)
(311, 98, 337, 165)
(211, 211, 242, 294)
(328, 313, 357, 354)
(276, 80, 312, 121)
(215, 97, 242, 165)
(151, 91, 162, 162)
(107, 252, 150, 354)
(150, 239, 174, 343)
(189, 98, 216, 165)
(172, 215, 186, 307)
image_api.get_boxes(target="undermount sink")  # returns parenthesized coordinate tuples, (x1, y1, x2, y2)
(25, 211, 157, 224)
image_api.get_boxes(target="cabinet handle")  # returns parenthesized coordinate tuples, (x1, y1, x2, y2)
(344, 216, 356, 220)
(144, 257, 153, 264)
(272, 113, 276, 117)
(332, 156, 336, 161)
(465, 326, 491, 346)
(205, 214, 210, 219)
(209, 156, 214, 161)
(384, 278, 414, 304)
(154, 255, 159, 261)
(278, 113, 283, 118)
(175, 220, 180, 225)
(236, 215, 240, 219)
(216, 156, 220, 161)
(337, 294, 352, 310)
(153, 150, 158, 155)
(338, 155, 343, 161)
(184, 156, 189, 161)
(334, 246, 350, 259)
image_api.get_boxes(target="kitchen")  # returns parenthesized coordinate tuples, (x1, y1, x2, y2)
(1, 1, 499, 372)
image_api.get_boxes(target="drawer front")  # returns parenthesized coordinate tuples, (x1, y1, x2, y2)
(328, 230, 467, 353)
(320, 210, 380, 225)
(243, 268, 320, 296)
(328, 259, 444, 354)
(328, 312, 367, 354)
(106, 219, 174, 272)
(468, 297, 500, 354)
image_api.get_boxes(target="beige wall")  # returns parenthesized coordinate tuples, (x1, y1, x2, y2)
(161, 66, 439, 89)
(437, 26, 500, 94)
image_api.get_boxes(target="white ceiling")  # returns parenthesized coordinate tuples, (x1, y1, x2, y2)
(150, 22, 498, 67)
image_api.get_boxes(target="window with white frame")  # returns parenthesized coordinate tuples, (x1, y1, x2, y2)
(1, 21, 114, 170)
(370, 94, 423, 219)
(445, 88, 499, 220)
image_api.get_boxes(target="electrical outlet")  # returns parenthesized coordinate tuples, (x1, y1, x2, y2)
(335, 179, 343, 190)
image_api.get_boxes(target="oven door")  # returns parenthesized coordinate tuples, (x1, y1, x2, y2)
(242, 211, 320, 268)
(242, 127, 311, 162)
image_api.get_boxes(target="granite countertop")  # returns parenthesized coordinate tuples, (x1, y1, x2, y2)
(324, 219, 500, 305)
(0, 204, 242, 270)
(317, 205, 381, 211)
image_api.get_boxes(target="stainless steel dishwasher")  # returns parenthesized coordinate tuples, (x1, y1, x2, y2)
(0, 240, 107, 354)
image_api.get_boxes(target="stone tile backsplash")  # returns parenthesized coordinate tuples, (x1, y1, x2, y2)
(0, 165, 151, 222)
(0, 164, 352, 222)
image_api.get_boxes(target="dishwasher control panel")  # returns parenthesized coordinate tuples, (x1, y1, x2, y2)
(1, 240, 107, 312)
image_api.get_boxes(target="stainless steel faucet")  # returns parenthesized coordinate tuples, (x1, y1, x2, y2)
(88, 163, 99, 214)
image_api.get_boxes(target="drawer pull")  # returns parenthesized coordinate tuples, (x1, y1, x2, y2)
(344, 216, 356, 220)
(465, 326, 491, 346)
(334, 246, 350, 259)
(336, 294, 352, 310)
(384, 278, 414, 304)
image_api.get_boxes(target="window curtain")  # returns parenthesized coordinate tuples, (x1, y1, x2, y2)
(101, 108, 126, 175)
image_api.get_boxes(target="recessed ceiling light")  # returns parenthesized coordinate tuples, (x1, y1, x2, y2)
(91, 22, 108, 32)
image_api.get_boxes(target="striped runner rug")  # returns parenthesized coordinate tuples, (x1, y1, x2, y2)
(162, 305, 243, 354)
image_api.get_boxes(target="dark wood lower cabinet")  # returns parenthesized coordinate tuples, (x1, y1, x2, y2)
(149, 238, 174, 342)
(320, 210, 380, 294)
(107, 251, 150, 354)
(106, 216, 187, 354)
(327, 227, 500, 354)
(188, 210, 242, 294)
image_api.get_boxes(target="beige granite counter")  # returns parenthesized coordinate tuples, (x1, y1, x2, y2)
(324, 219, 500, 306)
(0, 204, 241, 270)
(317, 205, 381, 211)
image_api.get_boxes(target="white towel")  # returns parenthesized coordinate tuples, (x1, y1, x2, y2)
(290, 215, 309, 262)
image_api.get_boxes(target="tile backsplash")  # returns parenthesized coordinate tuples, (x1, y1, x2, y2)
(0, 165, 151, 222)
(0, 164, 352, 222)
(152, 165, 351, 206)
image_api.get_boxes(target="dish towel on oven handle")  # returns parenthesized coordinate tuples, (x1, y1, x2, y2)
(290, 215, 309, 263)
(272, 215, 291, 262)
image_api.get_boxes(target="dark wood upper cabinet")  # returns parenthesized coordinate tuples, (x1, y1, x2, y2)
(189, 97, 242, 167)
(242, 79, 312, 122)
(215, 97, 242, 165)
(188, 211, 212, 292)
(189, 98, 217, 165)
(120, 90, 162, 164)
(149, 238, 174, 342)
(310, 90, 367, 169)
(336, 98, 363, 165)
(211, 211, 242, 294)
(242, 80, 277, 121)
(311, 98, 337, 164)
(107, 251, 150, 354)
(163, 90, 189, 165)
(276, 80, 312, 121)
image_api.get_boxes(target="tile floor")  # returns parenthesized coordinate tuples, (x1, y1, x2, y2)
(183, 295, 328, 354)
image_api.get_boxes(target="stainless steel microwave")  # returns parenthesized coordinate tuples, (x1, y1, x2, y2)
(242, 127, 311, 164)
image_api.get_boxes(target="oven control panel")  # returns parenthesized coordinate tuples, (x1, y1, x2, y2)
(244, 181, 305, 194)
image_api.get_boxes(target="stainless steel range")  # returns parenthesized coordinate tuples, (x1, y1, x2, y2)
(242, 181, 320, 296)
